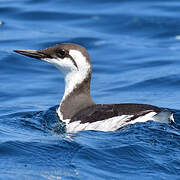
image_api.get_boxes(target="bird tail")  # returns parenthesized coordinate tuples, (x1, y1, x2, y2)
(153, 110, 174, 123)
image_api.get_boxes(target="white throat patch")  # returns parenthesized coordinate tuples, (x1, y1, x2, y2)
(62, 50, 91, 99)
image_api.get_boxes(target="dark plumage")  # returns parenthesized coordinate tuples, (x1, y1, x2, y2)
(70, 103, 163, 123)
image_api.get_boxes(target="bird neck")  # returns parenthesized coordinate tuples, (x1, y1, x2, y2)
(57, 71, 95, 121)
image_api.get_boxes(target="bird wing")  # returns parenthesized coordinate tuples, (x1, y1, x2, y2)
(70, 103, 162, 124)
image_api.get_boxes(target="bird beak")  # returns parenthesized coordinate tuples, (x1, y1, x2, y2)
(13, 49, 47, 60)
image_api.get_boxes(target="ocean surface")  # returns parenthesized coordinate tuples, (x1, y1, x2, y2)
(0, 0, 180, 179)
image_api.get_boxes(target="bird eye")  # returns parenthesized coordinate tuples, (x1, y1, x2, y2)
(57, 49, 66, 58)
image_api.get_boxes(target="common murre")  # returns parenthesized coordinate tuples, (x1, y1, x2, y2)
(14, 43, 174, 133)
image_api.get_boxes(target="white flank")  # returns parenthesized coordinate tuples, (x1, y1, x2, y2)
(66, 115, 132, 133)
(65, 111, 174, 133)
(65, 112, 159, 133)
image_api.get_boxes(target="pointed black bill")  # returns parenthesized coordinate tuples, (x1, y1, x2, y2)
(13, 49, 48, 59)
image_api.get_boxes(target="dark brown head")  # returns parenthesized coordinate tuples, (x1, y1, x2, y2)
(14, 43, 92, 75)
(14, 43, 92, 96)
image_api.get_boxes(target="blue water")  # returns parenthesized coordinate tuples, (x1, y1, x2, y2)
(0, 0, 180, 179)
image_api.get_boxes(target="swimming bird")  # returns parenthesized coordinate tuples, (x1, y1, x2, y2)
(14, 43, 174, 133)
